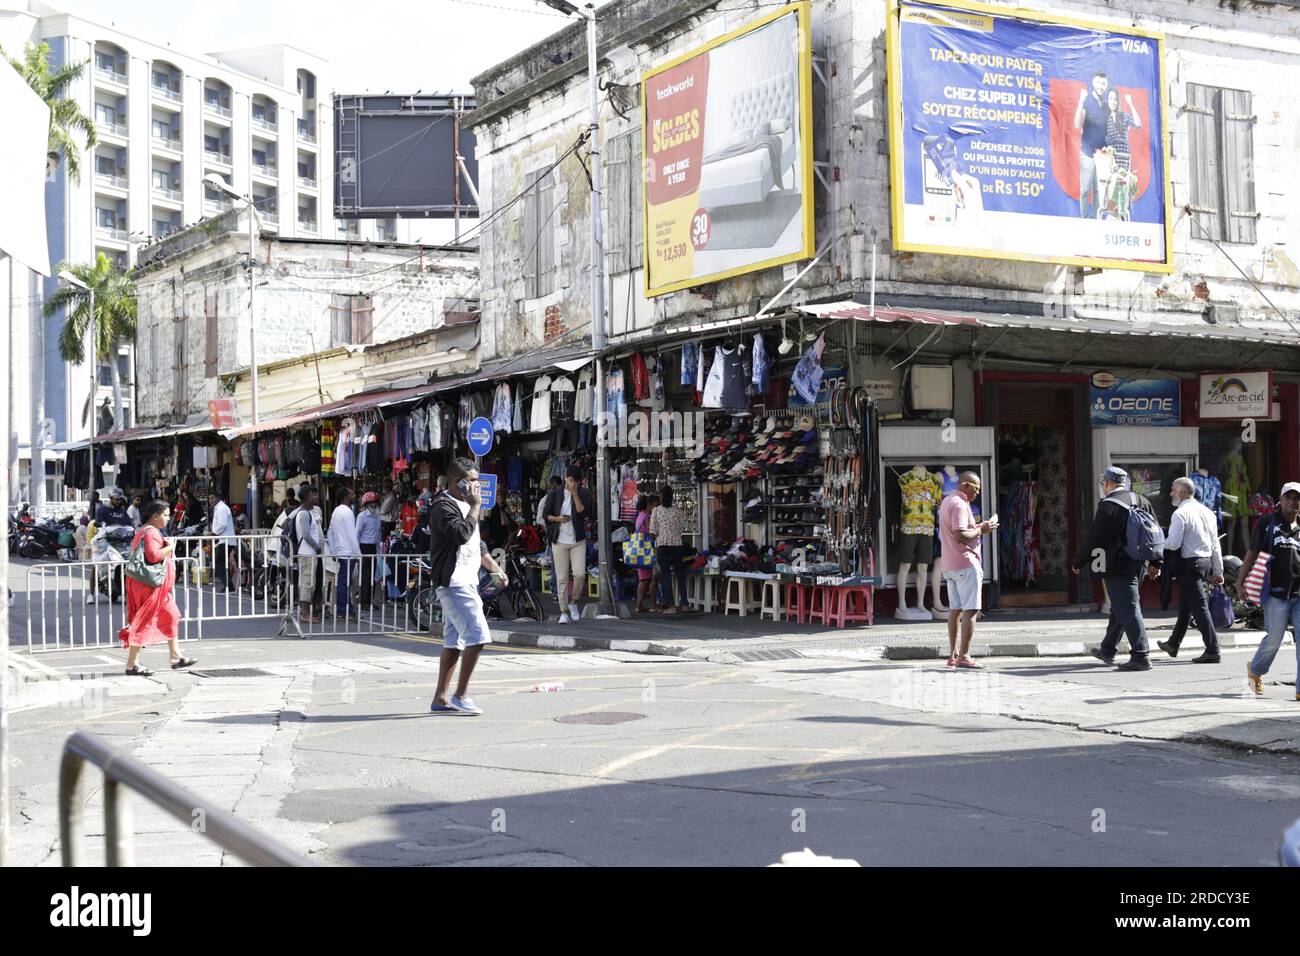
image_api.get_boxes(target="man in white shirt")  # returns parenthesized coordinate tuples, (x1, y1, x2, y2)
(1157, 476, 1225, 663)
(208, 492, 237, 593)
(328, 488, 362, 617)
(295, 485, 326, 623)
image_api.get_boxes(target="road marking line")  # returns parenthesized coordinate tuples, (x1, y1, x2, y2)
(590, 700, 807, 779)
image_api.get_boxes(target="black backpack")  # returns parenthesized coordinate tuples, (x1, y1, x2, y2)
(281, 506, 303, 556)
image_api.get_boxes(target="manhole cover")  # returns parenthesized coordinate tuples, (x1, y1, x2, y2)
(732, 649, 804, 662)
(555, 711, 646, 725)
(189, 668, 275, 678)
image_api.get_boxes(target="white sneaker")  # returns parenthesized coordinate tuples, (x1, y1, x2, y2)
(558, 612, 571, 624)
(568, 603, 581, 621)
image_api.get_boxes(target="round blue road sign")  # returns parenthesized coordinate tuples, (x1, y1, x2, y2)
(467, 417, 494, 457)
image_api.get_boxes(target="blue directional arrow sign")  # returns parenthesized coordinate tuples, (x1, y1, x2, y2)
(467, 416, 494, 457)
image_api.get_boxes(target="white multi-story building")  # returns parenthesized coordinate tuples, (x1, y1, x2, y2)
(0, 0, 427, 500)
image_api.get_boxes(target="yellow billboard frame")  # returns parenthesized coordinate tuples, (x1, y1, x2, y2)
(885, 0, 1174, 274)
(641, 0, 816, 298)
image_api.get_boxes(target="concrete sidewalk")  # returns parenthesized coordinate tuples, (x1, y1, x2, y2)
(482, 607, 1267, 663)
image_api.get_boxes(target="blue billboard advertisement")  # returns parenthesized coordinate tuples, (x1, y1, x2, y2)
(1089, 377, 1180, 427)
(888, 0, 1172, 272)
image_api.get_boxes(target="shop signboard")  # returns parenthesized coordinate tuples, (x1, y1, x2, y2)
(1089, 376, 1179, 427)
(207, 398, 242, 429)
(478, 474, 498, 510)
(887, 0, 1172, 273)
(641, 2, 814, 297)
(1198, 370, 1271, 420)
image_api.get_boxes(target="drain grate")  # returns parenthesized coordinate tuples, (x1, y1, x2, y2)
(189, 668, 276, 678)
(555, 711, 646, 725)
(730, 649, 804, 662)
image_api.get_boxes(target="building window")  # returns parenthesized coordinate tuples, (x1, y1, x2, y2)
(96, 208, 116, 229)
(330, 294, 373, 346)
(1186, 83, 1258, 244)
(95, 103, 116, 125)
(604, 128, 644, 275)
(173, 316, 188, 414)
(522, 165, 556, 299)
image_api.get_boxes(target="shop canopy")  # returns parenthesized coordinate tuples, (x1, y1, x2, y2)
(795, 301, 1300, 374)
(49, 418, 218, 452)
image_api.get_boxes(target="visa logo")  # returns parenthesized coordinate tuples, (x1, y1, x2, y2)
(1120, 38, 1151, 54)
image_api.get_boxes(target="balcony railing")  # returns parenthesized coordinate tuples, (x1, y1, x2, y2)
(297, 219, 318, 232)
(204, 198, 231, 214)
(96, 120, 128, 138)
(252, 162, 278, 178)
(95, 172, 129, 189)
(261, 212, 279, 225)
(297, 176, 317, 189)
(95, 65, 127, 85)
(251, 115, 278, 133)
(152, 85, 182, 103)
(96, 225, 129, 241)
(204, 100, 232, 118)
(152, 134, 182, 151)
(297, 122, 317, 144)
(153, 185, 183, 202)
(204, 149, 233, 167)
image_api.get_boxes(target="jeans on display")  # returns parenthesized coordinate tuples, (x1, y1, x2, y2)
(1253, 595, 1300, 679)
(1100, 574, 1149, 658)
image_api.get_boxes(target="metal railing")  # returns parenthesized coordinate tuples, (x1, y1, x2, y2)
(95, 172, 129, 189)
(152, 185, 183, 202)
(152, 134, 182, 151)
(252, 115, 278, 132)
(95, 65, 127, 85)
(152, 85, 182, 102)
(297, 176, 317, 189)
(204, 101, 232, 118)
(204, 149, 232, 166)
(204, 198, 231, 214)
(96, 121, 128, 138)
(252, 162, 278, 177)
(60, 731, 310, 866)
(29, 501, 89, 520)
(95, 226, 129, 241)
(298, 219, 318, 232)
(297, 123, 316, 143)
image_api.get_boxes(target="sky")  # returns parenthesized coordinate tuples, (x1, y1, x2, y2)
(48, 0, 578, 92)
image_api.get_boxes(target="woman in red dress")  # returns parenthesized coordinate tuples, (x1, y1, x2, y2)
(119, 499, 196, 676)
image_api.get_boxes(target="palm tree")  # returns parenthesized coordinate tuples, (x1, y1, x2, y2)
(42, 253, 137, 436)
(3, 40, 97, 183)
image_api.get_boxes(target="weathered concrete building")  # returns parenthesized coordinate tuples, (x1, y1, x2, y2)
(132, 207, 479, 426)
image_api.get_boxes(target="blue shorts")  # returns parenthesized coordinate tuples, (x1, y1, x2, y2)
(438, 584, 492, 650)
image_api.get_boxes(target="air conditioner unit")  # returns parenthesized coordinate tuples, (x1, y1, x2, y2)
(910, 365, 953, 411)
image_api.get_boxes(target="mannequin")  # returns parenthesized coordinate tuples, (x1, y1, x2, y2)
(896, 464, 943, 620)
(1222, 440, 1251, 557)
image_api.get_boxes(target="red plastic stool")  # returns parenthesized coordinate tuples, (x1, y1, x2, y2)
(809, 585, 829, 625)
(827, 586, 873, 627)
(786, 584, 811, 624)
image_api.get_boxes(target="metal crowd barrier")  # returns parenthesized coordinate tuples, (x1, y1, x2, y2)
(25, 556, 200, 652)
(278, 550, 437, 639)
(30, 501, 89, 520)
(59, 730, 310, 866)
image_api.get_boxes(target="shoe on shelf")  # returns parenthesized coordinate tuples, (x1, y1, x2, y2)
(1157, 640, 1179, 658)
(1116, 656, 1151, 672)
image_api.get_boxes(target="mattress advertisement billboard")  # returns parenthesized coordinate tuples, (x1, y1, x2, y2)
(887, 0, 1172, 272)
(641, 2, 814, 297)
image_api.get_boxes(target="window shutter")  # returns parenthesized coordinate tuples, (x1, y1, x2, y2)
(353, 295, 374, 344)
(1220, 87, 1257, 245)
(630, 126, 644, 274)
(1186, 83, 1223, 240)
(606, 133, 629, 275)
(538, 169, 556, 296)
(330, 293, 351, 345)
(522, 170, 539, 299)
(204, 290, 218, 377)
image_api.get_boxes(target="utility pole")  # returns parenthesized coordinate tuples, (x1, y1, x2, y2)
(30, 263, 46, 512)
(0, 254, 11, 864)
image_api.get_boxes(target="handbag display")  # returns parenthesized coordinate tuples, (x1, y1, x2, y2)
(124, 534, 167, 588)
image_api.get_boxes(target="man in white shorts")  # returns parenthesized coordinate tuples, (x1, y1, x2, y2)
(938, 471, 998, 668)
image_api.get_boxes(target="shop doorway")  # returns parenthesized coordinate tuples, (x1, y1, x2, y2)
(1199, 424, 1281, 558)
(987, 382, 1082, 606)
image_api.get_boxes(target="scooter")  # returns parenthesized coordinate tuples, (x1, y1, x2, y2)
(87, 524, 134, 603)
(1222, 554, 1266, 631)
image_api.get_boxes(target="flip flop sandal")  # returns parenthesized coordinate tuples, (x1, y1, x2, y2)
(124, 666, 154, 677)
(171, 657, 197, 669)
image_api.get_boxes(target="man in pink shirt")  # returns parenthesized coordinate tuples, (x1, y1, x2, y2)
(938, 471, 998, 668)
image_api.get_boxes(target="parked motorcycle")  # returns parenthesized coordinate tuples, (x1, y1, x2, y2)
(1222, 554, 1266, 631)
(87, 524, 134, 603)
(15, 512, 77, 560)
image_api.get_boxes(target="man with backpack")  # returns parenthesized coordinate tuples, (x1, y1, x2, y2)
(1073, 466, 1164, 671)
(289, 485, 325, 624)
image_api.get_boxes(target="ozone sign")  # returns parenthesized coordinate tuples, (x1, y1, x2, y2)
(1199, 371, 1271, 420)
(641, 2, 814, 297)
(887, 0, 1172, 273)
(1089, 377, 1179, 427)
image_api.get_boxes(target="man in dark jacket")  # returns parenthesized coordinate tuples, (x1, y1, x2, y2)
(427, 458, 507, 716)
(1073, 466, 1162, 671)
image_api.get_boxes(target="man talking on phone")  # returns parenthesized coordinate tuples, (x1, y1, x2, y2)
(427, 458, 508, 715)
(938, 471, 998, 668)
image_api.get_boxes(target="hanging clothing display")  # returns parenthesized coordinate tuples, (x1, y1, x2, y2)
(628, 353, 650, 401)
(791, 333, 826, 405)
(898, 467, 943, 536)
(752, 333, 771, 393)
(551, 375, 575, 421)
(530, 375, 553, 432)
(1000, 481, 1041, 584)
(320, 422, 337, 475)
(575, 365, 595, 423)
(702, 345, 748, 409)
(605, 365, 627, 432)
(492, 382, 513, 433)
(1191, 470, 1224, 525)
(681, 342, 699, 387)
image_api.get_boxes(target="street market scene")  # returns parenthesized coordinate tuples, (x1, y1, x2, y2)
(0, 0, 1298, 902)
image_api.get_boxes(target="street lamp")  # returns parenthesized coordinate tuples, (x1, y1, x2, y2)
(203, 173, 262, 529)
(57, 270, 96, 500)
(541, 1, 618, 617)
